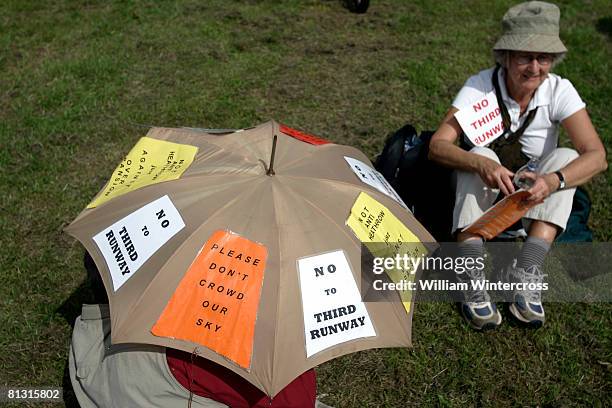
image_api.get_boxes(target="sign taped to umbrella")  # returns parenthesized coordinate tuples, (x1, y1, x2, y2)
(88, 137, 198, 208)
(346, 192, 428, 314)
(93, 195, 185, 291)
(344, 156, 408, 210)
(298, 250, 376, 357)
(152, 230, 267, 369)
(279, 124, 330, 145)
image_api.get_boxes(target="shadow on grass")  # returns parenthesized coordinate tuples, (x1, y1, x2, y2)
(57, 281, 99, 408)
(62, 363, 80, 408)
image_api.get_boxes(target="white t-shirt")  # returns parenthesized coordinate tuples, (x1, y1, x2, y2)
(452, 67, 585, 159)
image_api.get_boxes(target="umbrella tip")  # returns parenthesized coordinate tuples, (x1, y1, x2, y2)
(267, 135, 278, 176)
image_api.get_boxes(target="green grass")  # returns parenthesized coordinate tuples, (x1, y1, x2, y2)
(0, 0, 610, 407)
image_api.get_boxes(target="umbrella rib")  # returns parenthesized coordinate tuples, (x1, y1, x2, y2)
(272, 146, 319, 171)
(269, 182, 284, 390)
(266, 179, 379, 388)
(274, 144, 366, 173)
(190, 122, 279, 166)
(281, 175, 402, 208)
(266, 179, 365, 389)
(298, 176, 436, 246)
(155, 124, 273, 166)
(286, 185, 364, 251)
(72, 176, 261, 237)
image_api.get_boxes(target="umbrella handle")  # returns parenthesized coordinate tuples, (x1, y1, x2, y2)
(267, 135, 277, 176)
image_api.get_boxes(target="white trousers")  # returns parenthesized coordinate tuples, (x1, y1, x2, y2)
(453, 147, 578, 234)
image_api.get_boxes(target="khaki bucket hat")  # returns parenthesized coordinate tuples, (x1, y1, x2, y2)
(493, 1, 567, 53)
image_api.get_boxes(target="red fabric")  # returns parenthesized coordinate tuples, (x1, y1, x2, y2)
(279, 124, 331, 145)
(166, 348, 316, 408)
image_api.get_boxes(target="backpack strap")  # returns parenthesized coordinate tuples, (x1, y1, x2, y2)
(490, 65, 538, 146)
(488, 65, 539, 171)
(492, 65, 512, 133)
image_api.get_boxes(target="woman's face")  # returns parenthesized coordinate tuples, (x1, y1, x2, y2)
(506, 52, 553, 95)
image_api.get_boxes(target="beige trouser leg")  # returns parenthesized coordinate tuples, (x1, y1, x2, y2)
(453, 147, 578, 234)
(523, 147, 578, 231)
(69, 304, 228, 408)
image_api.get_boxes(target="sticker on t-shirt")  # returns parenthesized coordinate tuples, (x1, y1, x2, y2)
(454, 91, 505, 147)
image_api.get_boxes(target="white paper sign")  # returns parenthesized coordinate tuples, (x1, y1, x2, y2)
(454, 91, 506, 147)
(344, 157, 408, 210)
(298, 250, 376, 357)
(93, 195, 185, 291)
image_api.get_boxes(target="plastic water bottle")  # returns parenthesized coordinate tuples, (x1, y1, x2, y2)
(514, 158, 539, 189)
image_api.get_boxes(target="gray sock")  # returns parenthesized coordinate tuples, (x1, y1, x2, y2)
(517, 236, 551, 271)
(457, 239, 484, 270)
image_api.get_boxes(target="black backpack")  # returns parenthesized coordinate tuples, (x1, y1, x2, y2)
(375, 124, 454, 242)
(557, 187, 593, 242)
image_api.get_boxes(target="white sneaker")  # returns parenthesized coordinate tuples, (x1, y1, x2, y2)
(506, 264, 546, 328)
(456, 268, 502, 331)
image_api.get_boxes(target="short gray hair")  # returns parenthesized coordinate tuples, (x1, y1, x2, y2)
(493, 50, 566, 69)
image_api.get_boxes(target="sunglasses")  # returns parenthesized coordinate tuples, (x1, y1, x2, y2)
(513, 53, 554, 66)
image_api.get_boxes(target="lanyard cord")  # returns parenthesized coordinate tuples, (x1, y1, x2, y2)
(490, 64, 538, 149)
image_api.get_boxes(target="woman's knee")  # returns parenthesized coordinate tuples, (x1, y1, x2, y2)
(470, 146, 500, 163)
(540, 148, 579, 172)
(555, 147, 579, 162)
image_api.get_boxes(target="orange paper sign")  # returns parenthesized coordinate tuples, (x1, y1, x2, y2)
(151, 230, 267, 369)
(462, 190, 532, 240)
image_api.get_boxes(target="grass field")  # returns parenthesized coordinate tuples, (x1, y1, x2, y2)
(1, 0, 610, 407)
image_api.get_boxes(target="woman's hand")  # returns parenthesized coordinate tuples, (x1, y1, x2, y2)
(476, 157, 516, 196)
(522, 172, 560, 203)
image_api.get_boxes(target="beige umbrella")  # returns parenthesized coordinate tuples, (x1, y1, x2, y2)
(65, 120, 435, 396)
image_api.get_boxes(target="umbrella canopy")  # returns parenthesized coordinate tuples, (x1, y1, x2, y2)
(65, 120, 436, 396)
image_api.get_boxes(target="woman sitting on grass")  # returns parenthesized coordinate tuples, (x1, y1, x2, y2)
(428, 1, 607, 330)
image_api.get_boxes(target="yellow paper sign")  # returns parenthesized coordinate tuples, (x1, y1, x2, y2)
(346, 192, 427, 314)
(87, 137, 198, 208)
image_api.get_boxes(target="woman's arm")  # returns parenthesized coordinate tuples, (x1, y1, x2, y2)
(429, 107, 517, 195)
(526, 108, 607, 202)
(558, 108, 608, 186)
(428, 108, 474, 170)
